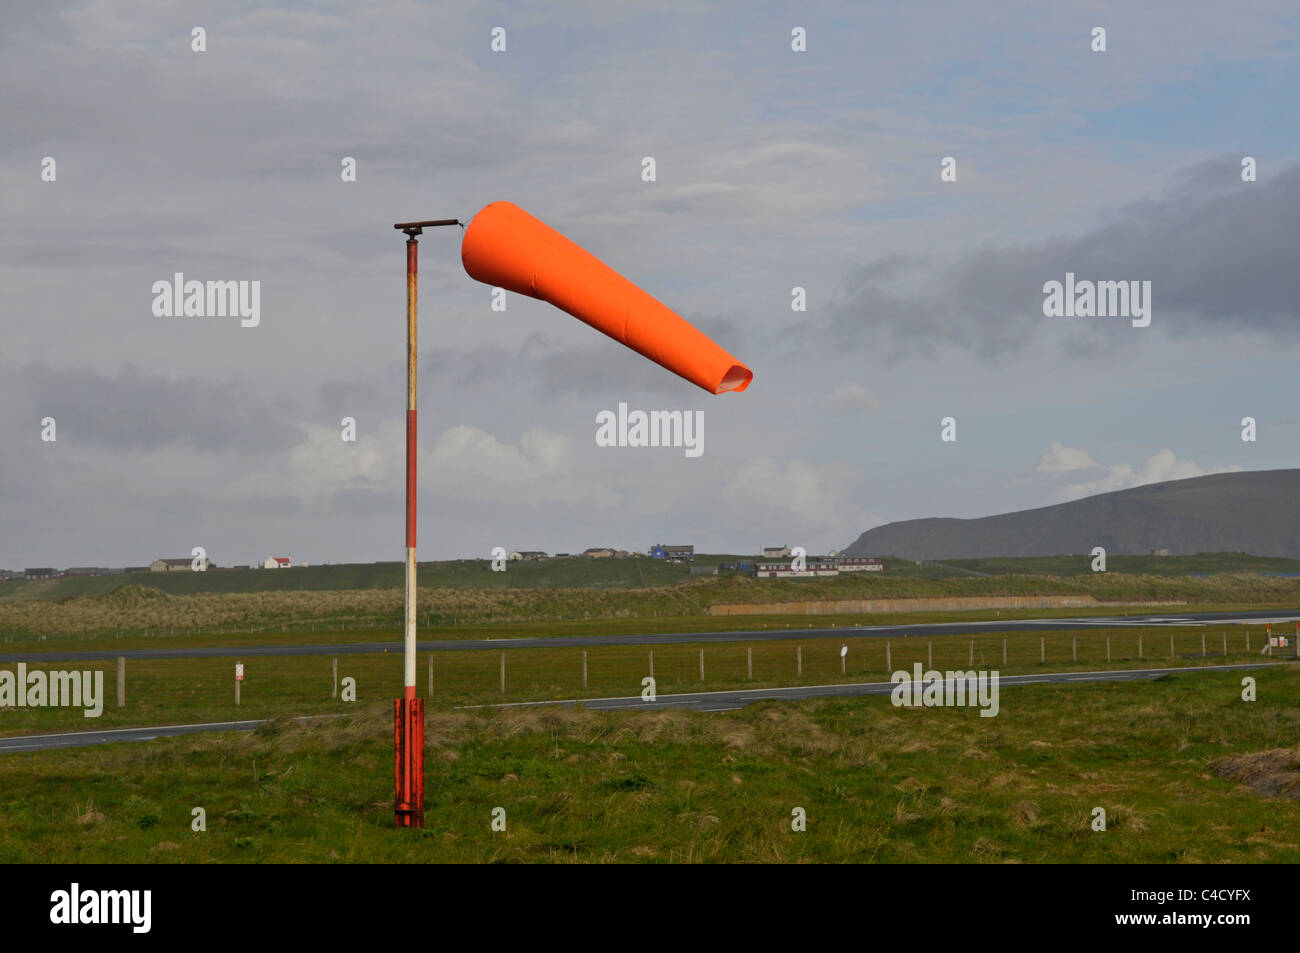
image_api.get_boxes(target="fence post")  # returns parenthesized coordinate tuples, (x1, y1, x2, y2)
(1072, 636, 1077, 662)
(747, 646, 753, 680)
(1002, 639, 1007, 666)
(649, 650, 655, 679)
(969, 640, 974, 666)
(699, 649, 704, 681)
(886, 641, 891, 673)
(1170, 634, 1175, 659)
(927, 642, 933, 668)
(499, 652, 505, 693)
(1201, 632, 1206, 657)
(1106, 636, 1111, 662)
(1138, 634, 1143, 659)
(427, 654, 432, 698)
(796, 645, 802, 676)
(583, 650, 588, 688)
(1222, 632, 1227, 657)
(1246, 629, 1250, 652)
(333, 657, 338, 698)
(116, 657, 125, 707)
(1040, 637, 1045, 663)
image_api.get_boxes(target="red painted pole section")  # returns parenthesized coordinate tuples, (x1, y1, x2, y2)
(395, 233, 424, 827)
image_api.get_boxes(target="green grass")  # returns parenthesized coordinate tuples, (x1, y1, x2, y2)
(6, 552, 1300, 605)
(940, 553, 1300, 577)
(3, 566, 1299, 641)
(2, 664, 1296, 862)
(0, 625, 1289, 736)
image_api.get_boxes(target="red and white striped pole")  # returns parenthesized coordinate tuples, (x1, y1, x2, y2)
(392, 218, 459, 828)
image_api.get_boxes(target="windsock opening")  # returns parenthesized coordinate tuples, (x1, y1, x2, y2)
(461, 201, 753, 396)
(717, 364, 753, 393)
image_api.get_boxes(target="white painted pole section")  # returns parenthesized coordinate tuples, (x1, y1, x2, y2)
(404, 549, 417, 690)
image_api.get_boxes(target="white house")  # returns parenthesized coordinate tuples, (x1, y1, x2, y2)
(263, 556, 292, 569)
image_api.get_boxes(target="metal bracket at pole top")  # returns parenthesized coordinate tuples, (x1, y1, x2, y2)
(394, 219, 462, 239)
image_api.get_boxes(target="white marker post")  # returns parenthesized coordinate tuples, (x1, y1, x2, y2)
(235, 662, 244, 706)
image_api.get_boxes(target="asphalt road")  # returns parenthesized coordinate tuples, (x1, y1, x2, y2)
(0, 714, 342, 753)
(463, 661, 1284, 712)
(2, 609, 1297, 663)
(0, 661, 1283, 751)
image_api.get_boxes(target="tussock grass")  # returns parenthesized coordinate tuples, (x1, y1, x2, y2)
(1, 666, 1296, 863)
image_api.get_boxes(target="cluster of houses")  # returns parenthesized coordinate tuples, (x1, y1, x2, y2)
(3, 555, 300, 580)
(4, 546, 885, 583)
(507, 545, 697, 563)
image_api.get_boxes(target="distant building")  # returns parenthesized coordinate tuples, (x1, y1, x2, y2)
(1150, 548, 1169, 557)
(616, 550, 630, 559)
(231, 565, 250, 570)
(65, 567, 113, 577)
(151, 558, 203, 572)
(762, 545, 791, 558)
(25, 568, 60, 579)
(754, 555, 882, 578)
(263, 556, 292, 569)
(509, 550, 547, 561)
(822, 556, 883, 572)
(0, 570, 23, 580)
(583, 547, 615, 558)
(650, 544, 694, 563)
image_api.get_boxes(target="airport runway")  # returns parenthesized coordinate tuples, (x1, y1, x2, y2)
(0, 714, 343, 753)
(461, 661, 1284, 712)
(1, 608, 1296, 663)
(0, 661, 1283, 751)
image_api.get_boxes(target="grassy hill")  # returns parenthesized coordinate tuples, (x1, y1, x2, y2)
(846, 469, 1300, 559)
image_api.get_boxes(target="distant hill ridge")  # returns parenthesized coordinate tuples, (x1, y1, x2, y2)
(844, 469, 1300, 560)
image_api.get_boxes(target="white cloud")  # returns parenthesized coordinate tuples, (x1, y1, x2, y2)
(1035, 442, 1101, 473)
(1056, 448, 1242, 500)
(222, 422, 620, 508)
(828, 382, 881, 413)
(723, 456, 864, 527)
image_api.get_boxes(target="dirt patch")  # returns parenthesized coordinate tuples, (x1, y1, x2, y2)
(1211, 746, 1300, 800)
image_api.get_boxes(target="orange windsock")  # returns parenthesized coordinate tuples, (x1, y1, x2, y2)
(461, 201, 752, 395)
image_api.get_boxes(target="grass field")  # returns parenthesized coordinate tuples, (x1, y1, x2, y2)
(3, 567, 1299, 641)
(5, 551, 1300, 604)
(1, 625, 1291, 736)
(3, 663, 1295, 862)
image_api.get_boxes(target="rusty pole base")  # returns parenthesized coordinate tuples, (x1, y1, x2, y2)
(394, 696, 425, 828)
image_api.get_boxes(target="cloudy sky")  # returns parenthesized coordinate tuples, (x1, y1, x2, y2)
(2, 1, 1298, 568)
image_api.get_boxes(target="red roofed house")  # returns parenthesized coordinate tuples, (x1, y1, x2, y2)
(263, 556, 292, 569)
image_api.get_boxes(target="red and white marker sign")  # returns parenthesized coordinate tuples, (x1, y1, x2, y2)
(235, 663, 244, 681)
